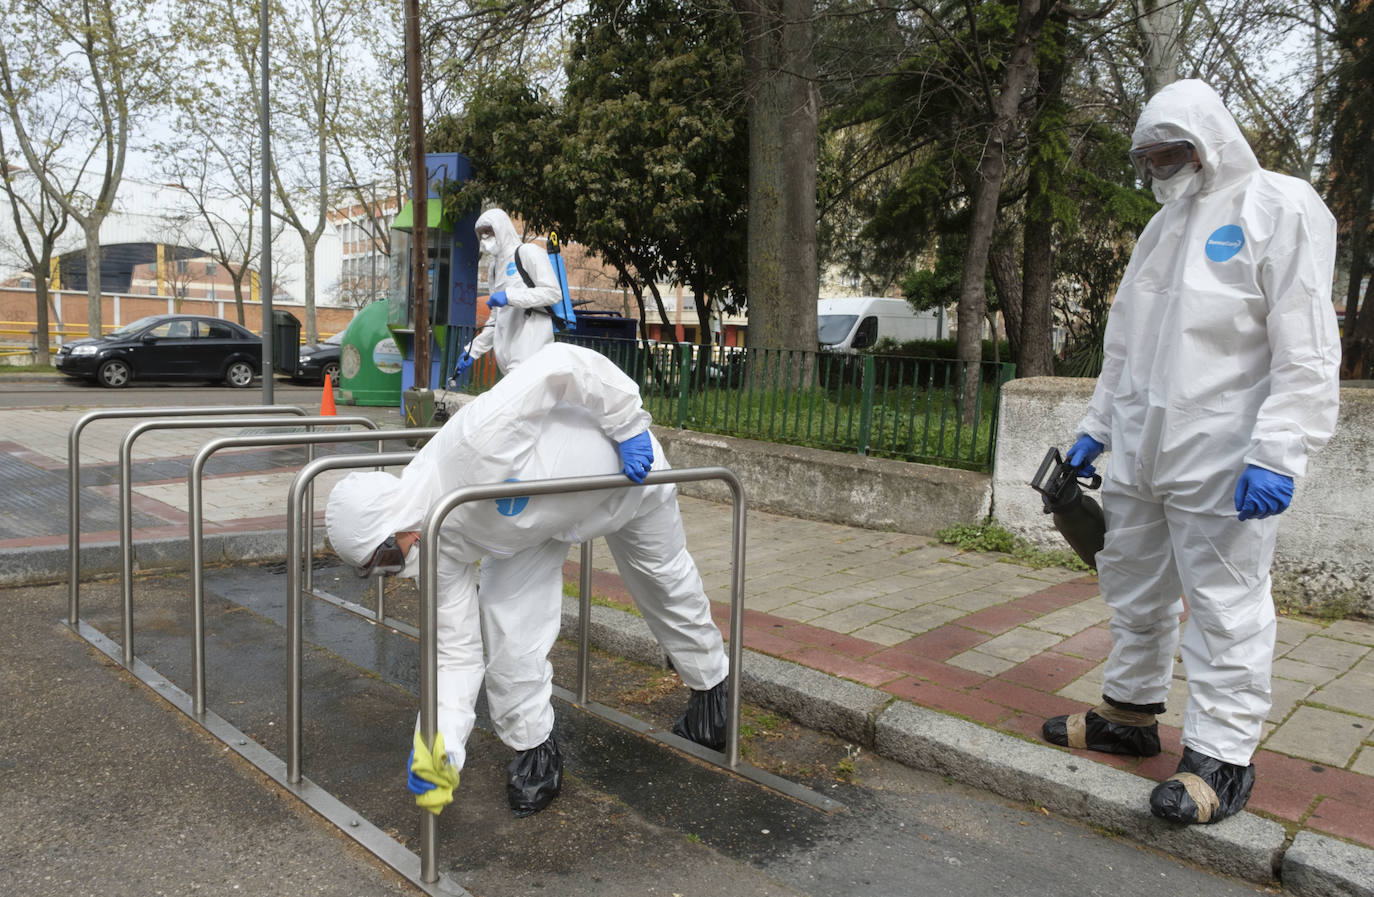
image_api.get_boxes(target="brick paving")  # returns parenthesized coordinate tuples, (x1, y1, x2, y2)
(5, 406, 1373, 852)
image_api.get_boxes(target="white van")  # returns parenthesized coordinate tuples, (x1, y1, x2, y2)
(817, 296, 944, 353)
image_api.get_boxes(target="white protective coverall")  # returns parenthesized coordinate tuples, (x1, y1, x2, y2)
(1078, 80, 1340, 765)
(325, 343, 729, 769)
(469, 208, 562, 373)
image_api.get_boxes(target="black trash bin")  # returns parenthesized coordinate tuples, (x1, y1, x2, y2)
(558, 310, 640, 377)
(271, 310, 301, 377)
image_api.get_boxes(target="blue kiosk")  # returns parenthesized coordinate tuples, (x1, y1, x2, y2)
(387, 152, 481, 410)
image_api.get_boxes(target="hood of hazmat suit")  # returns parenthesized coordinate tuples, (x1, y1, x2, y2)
(326, 343, 660, 569)
(475, 208, 523, 263)
(1078, 80, 1340, 514)
(470, 208, 562, 373)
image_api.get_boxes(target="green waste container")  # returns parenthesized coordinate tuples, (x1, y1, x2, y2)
(271, 310, 301, 376)
(339, 300, 403, 406)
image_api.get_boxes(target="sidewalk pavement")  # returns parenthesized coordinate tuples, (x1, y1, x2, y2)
(3, 403, 1373, 892)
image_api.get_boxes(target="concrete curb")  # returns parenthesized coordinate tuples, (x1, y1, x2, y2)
(10, 530, 1373, 892)
(0, 532, 329, 586)
(1282, 832, 1374, 897)
(874, 702, 1283, 883)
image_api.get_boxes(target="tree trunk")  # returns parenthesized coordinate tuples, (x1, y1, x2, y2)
(1340, 168, 1373, 379)
(1019, 12, 1068, 380)
(1019, 217, 1054, 377)
(989, 237, 1023, 366)
(302, 236, 319, 344)
(84, 227, 103, 335)
(957, 0, 1054, 421)
(735, 0, 818, 352)
(1136, 0, 1181, 98)
(1345, 274, 1374, 380)
(33, 273, 51, 366)
(231, 271, 247, 325)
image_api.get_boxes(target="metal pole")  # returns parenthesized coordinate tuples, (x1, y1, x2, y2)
(66, 405, 304, 627)
(259, 0, 274, 403)
(403, 0, 429, 390)
(577, 542, 592, 704)
(725, 475, 747, 768)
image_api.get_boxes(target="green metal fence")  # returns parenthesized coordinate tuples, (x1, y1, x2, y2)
(454, 330, 1013, 472)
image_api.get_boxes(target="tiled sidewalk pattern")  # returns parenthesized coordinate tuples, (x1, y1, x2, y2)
(583, 498, 1374, 849)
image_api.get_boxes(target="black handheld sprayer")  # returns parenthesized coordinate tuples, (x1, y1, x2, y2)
(1030, 446, 1107, 569)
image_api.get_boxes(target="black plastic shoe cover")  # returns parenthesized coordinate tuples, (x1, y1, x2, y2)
(506, 737, 563, 817)
(1042, 708, 1162, 757)
(1150, 747, 1255, 825)
(671, 678, 728, 751)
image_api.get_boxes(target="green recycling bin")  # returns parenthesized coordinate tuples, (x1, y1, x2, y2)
(338, 300, 403, 406)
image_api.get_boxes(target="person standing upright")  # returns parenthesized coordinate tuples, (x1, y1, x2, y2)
(1042, 80, 1341, 826)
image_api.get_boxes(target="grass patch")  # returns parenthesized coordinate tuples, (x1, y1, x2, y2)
(936, 520, 1090, 572)
(0, 363, 56, 374)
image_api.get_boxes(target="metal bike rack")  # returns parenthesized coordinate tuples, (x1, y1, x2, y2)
(111, 414, 376, 666)
(413, 468, 749, 883)
(184, 423, 439, 708)
(189, 432, 437, 714)
(67, 405, 306, 625)
(71, 440, 836, 895)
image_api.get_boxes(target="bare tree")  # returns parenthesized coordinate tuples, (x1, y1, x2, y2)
(0, 0, 170, 336)
(0, 127, 69, 364)
(161, 0, 277, 325)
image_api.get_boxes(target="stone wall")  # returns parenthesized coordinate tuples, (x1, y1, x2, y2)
(653, 428, 992, 536)
(993, 378, 1374, 618)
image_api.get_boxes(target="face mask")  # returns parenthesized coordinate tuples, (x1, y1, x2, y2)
(1151, 167, 1203, 204)
(479, 235, 497, 256)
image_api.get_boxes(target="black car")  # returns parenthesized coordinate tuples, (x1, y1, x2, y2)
(293, 330, 342, 385)
(54, 313, 263, 388)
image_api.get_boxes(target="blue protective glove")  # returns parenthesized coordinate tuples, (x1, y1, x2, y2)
(617, 431, 654, 484)
(486, 290, 508, 309)
(1234, 464, 1294, 521)
(1065, 434, 1105, 478)
(455, 353, 473, 376)
(406, 747, 436, 796)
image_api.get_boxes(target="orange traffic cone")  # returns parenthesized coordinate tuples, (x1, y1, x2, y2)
(320, 379, 337, 416)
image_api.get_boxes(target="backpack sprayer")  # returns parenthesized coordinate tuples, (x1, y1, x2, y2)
(1030, 446, 1107, 569)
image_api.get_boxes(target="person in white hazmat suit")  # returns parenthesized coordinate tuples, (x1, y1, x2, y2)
(452, 208, 562, 380)
(1041, 80, 1340, 826)
(325, 343, 729, 817)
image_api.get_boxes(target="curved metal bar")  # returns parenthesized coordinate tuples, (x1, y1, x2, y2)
(186, 422, 428, 714)
(115, 414, 373, 667)
(417, 467, 746, 882)
(66, 405, 305, 625)
(284, 446, 431, 780)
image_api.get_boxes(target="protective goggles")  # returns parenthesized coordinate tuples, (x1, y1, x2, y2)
(356, 534, 407, 578)
(1128, 140, 1199, 183)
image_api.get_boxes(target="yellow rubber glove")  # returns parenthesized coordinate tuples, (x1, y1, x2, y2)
(410, 731, 461, 815)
